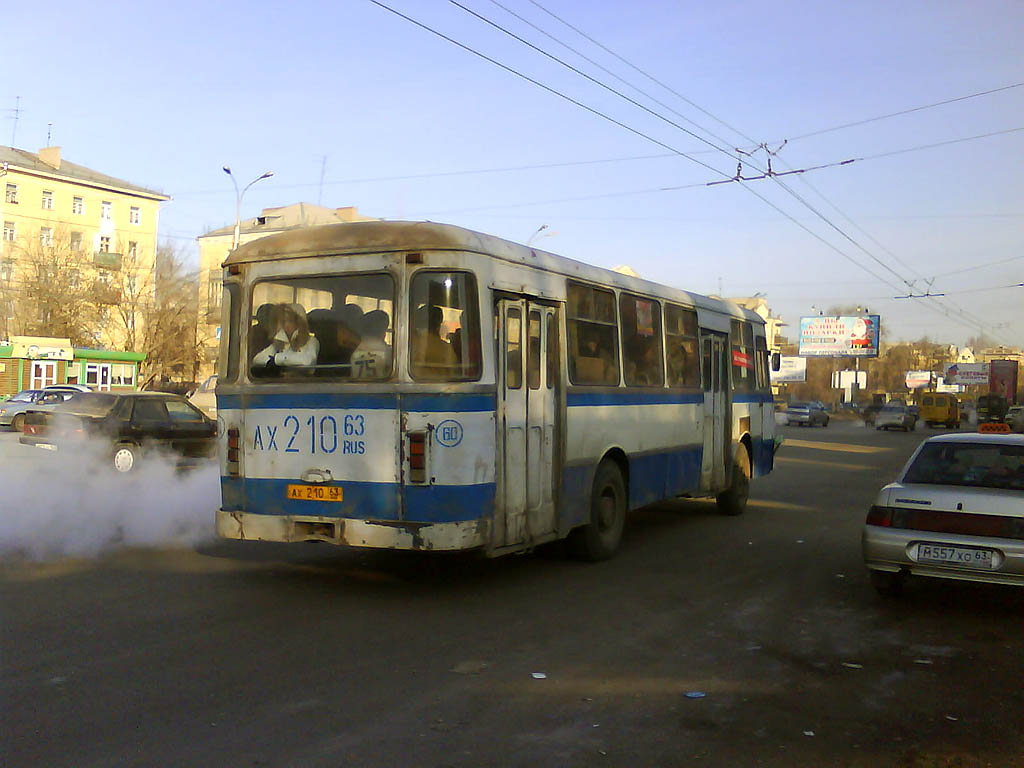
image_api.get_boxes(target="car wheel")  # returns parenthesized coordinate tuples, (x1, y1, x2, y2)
(112, 443, 139, 473)
(568, 459, 627, 561)
(11, 413, 25, 432)
(870, 570, 904, 597)
(823, 417, 829, 427)
(716, 446, 751, 517)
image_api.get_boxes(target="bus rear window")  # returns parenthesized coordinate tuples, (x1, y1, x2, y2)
(409, 271, 482, 381)
(248, 273, 394, 381)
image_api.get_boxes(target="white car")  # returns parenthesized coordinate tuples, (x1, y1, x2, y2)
(862, 432, 1024, 595)
(188, 375, 217, 418)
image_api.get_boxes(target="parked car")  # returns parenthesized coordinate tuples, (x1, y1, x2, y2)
(188, 374, 217, 418)
(1006, 406, 1024, 433)
(863, 432, 1024, 595)
(785, 401, 829, 427)
(919, 392, 960, 429)
(20, 392, 217, 472)
(0, 386, 86, 431)
(874, 404, 917, 432)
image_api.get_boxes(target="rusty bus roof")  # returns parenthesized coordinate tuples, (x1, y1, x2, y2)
(223, 220, 763, 324)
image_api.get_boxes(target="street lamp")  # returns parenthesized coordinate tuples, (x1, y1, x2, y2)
(223, 167, 274, 250)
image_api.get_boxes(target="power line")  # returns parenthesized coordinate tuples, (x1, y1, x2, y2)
(781, 81, 1024, 143)
(931, 253, 1024, 280)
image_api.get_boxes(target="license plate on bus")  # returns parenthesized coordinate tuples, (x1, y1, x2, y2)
(286, 484, 343, 502)
(916, 543, 994, 569)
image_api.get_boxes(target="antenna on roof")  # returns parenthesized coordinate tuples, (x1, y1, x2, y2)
(7, 96, 21, 147)
(47, 123, 53, 146)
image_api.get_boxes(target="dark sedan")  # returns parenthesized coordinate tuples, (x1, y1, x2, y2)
(21, 392, 217, 472)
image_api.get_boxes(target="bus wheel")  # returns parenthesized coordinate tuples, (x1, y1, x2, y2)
(716, 446, 751, 516)
(569, 460, 626, 561)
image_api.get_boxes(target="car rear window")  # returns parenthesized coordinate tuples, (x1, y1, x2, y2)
(55, 393, 117, 417)
(904, 442, 1024, 491)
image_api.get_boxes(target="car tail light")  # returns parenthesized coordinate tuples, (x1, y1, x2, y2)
(407, 431, 428, 484)
(866, 505, 894, 527)
(226, 427, 241, 476)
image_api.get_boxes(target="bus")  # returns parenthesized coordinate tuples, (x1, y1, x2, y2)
(214, 221, 777, 560)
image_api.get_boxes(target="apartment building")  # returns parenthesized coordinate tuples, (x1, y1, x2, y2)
(0, 145, 170, 349)
(196, 203, 375, 377)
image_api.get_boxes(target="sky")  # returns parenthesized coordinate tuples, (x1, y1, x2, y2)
(4, 0, 1023, 347)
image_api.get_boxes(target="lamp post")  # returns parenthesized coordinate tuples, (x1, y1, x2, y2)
(223, 167, 274, 250)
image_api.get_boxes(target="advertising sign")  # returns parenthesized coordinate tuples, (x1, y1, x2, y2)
(944, 363, 988, 386)
(9, 336, 74, 361)
(989, 360, 1020, 404)
(770, 355, 807, 383)
(905, 370, 933, 389)
(798, 315, 880, 357)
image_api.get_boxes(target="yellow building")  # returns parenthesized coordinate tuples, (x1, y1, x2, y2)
(0, 145, 170, 349)
(196, 203, 375, 377)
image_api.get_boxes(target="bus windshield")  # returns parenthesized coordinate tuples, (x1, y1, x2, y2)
(248, 272, 394, 380)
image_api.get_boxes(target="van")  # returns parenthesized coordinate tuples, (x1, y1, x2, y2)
(919, 392, 959, 428)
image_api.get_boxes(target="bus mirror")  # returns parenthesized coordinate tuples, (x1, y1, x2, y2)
(771, 352, 781, 372)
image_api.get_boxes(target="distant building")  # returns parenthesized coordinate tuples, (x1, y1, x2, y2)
(0, 145, 170, 348)
(195, 203, 376, 376)
(729, 296, 787, 351)
(0, 335, 144, 397)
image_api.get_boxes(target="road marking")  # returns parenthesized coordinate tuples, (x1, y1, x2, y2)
(783, 438, 890, 454)
(748, 499, 817, 512)
(776, 456, 874, 471)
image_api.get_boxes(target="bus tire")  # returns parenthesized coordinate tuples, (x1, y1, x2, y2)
(569, 460, 627, 561)
(716, 445, 751, 516)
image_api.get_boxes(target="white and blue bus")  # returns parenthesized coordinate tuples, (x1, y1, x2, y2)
(215, 221, 776, 559)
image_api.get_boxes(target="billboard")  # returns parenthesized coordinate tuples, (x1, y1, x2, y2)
(905, 370, 933, 389)
(798, 315, 880, 357)
(990, 360, 1020, 404)
(770, 356, 807, 383)
(944, 363, 989, 386)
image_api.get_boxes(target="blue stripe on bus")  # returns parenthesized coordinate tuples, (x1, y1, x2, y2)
(559, 443, 704, 526)
(217, 392, 494, 412)
(567, 391, 704, 407)
(733, 393, 774, 404)
(220, 476, 494, 523)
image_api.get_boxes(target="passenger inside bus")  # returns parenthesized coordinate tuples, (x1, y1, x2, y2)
(252, 303, 319, 370)
(335, 304, 364, 366)
(351, 310, 392, 378)
(249, 303, 282, 358)
(575, 326, 616, 384)
(412, 305, 457, 377)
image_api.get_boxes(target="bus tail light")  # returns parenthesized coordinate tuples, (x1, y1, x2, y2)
(227, 427, 241, 476)
(408, 431, 427, 484)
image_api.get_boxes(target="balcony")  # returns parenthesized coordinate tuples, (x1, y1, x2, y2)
(93, 251, 123, 271)
(92, 280, 120, 304)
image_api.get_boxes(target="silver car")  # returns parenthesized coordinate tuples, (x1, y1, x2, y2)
(0, 386, 87, 431)
(874, 404, 917, 432)
(862, 433, 1024, 595)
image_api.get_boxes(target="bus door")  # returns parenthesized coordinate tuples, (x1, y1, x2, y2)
(497, 298, 560, 546)
(700, 331, 730, 491)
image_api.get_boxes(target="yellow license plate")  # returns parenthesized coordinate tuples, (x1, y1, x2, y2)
(286, 484, 343, 502)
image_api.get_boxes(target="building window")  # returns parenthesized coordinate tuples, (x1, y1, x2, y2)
(207, 275, 222, 312)
(101, 201, 112, 220)
(69, 269, 81, 287)
(128, 241, 138, 258)
(130, 206, 141, 225)
(0, 259, 13, 282)
(42, 190, 54, 210)
(2, 221, 14, 242)
(40, 227, 54, 247)
(73, 196, 84, 215)
(100, 236, 111, 252)
(4, 183, 17, 204)
(70, 231, 83, 252)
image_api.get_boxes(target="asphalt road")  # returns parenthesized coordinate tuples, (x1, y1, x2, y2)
(2, 421, 1022, 768)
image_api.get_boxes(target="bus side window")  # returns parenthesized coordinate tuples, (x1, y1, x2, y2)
(730, 319, 755, 392)
(620, 294, 664, 387)
(567, 282, 619, 386)
(665, 304, 699, 387)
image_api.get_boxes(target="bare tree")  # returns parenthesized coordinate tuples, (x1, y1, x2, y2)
(0, 225, 105, 346)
